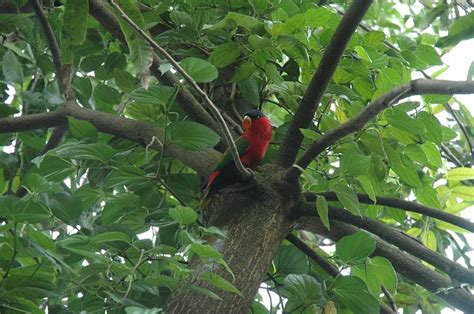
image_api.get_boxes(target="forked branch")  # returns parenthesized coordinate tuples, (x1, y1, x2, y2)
(286, 79, 474, 181)
(277, 0, 374, 168)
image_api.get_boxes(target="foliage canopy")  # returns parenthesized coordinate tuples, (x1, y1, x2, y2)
(0, 0, 474, 313)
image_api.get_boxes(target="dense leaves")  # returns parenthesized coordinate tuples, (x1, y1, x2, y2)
(0, 0, 473, 313)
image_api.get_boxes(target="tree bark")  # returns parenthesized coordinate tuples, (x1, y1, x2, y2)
(166, 165, 301, 313)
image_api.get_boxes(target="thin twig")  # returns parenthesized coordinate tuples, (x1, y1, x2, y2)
(444, 103, 474, 166)
(29, 0, 63, 88)
(382, 285, 397, 312)
(108, 0, 251, 179)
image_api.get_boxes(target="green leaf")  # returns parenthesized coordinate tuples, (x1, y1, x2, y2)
(332, 276, 380, 314)
(336, 231, 375, 265)
(115, 0, 152, 74)
(209, 42, 241, 68)
(333, 183, 360, 214)
(93, 84, 122, 112)
(421, 142, 442, 168)
(179, 57, 218, 83)
(238, 75, 260, 107)
(283, 274, 324, 312)
(113, 68, 138, 93)
(56, 142, 115, 161)
(169, 121, 220, 151)
(352, 256, 397, 297)
(274, 242, 310, 275)
(28, 225, 56, 252)
(231, 61, 255, 82)
(316, 196, 330, 231)
(68, 117, 98, 141)
(92, 231, 131, 244)
(2, 50, 23, 84)
(125, 306, 162, 314)
(300, 128, 320, 140)
(168, 206, 198, 225)
(437, 12, 474, 47)
(190, 243, 222, 259)
(226, 12, 259, 30)
(61, 1, 89, 64)
(418, 112, 442, 144)
(131, 86, 175, 107)
(451, 186, 474, 201)
(356, 175, 376, 202)
(385, 108, 425, 135)
(446, 167, 474, 181)
(200, 272, 242, 295)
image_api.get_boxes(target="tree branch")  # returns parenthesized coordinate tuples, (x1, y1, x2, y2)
(300, 204, 474, 285)
(87, 0, 224, 147)
(0, 101, 218, 176)
(108, 0, 250, 179)
(286, 233, 339, 277)
(306, 191, 474, 232)
(277, 0, 373, 168)
(302, 219, 474, 312)
(286, 79, 474, 181)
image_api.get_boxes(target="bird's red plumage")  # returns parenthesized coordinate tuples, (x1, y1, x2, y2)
(205, 113, 272, 192)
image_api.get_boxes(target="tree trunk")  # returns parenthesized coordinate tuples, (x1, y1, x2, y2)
(166, 165, 300, 313)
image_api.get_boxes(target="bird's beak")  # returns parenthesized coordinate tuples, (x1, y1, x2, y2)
(242, 116, 252, 130)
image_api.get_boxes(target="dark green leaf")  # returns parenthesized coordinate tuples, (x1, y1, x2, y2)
(68, 117, 98, 141)
(332, 276, 380, 313)
(169, 121, 220, 151)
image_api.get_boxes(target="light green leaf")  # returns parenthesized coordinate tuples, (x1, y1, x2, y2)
(437, 12, 474, 47)
(421, 142, 442, 168)
(169, 206, 198, 225)
(316, 196, 330, 230)
(190, 243, 222, 259)
(333, 183, 360, 214)
(169, 121, 220, 151)
(357, 175, 376, 202)
(201, 272, 242, 295)
(179, 57, 218, 83)
(300, 128, 320, 140)
(336, 231, 375, 265)
(446, 167, 474, 181)
(451, 186, 474, 201)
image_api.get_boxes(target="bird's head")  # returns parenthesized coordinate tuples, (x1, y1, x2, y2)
(242, 109, 272, 141)
(242, 109, 265, 130)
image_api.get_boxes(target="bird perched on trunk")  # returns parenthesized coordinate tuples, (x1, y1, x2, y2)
(202, 109, 273, 199)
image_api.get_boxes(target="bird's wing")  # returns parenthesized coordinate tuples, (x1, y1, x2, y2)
(214, 136, 249, 170)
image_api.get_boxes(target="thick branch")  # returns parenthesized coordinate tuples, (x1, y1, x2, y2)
(108, 0, 250, 179)
(302, 219, 474, 312)
(277, 0, 373, 168)
(286, 79, 474, 181)
(300, 204, 474, 285)
(306, 191, 474, 232)
(0, 102, 218, 176)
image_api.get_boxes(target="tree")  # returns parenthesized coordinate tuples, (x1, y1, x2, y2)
(0, 0, 473, 313)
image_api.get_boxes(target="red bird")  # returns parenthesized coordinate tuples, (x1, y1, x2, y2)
(203, 109, 272, 196)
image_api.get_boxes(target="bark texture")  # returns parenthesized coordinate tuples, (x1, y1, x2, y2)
(166, 165, 301, 313)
